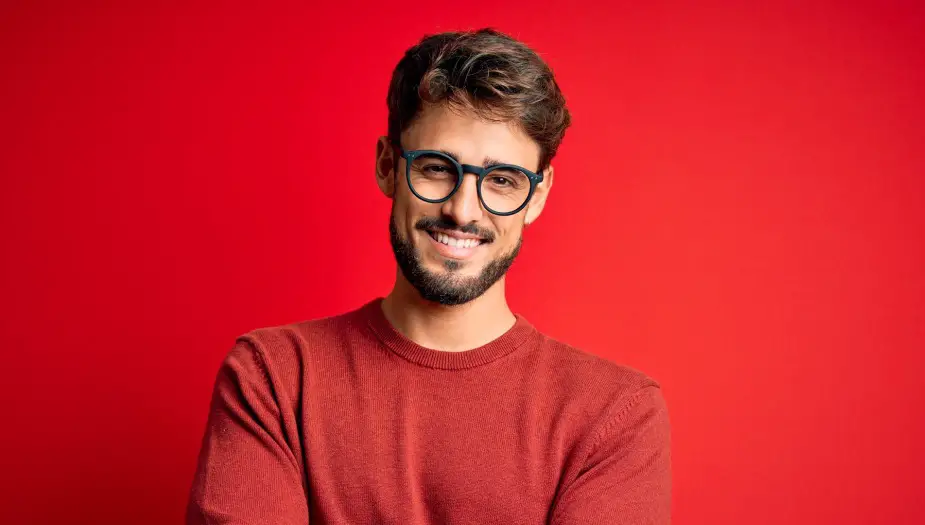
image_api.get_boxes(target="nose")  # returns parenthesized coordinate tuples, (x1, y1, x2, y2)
(440, 173, 484, 225)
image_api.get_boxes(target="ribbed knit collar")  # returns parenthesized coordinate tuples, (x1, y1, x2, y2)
(361, 297, 538, 370)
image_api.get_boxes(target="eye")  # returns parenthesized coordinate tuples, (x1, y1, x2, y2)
(411, 154, 456, 178)
(423, 163, 452, 173)
(485, 169, 526, 190)
(489, 176, 513, 187)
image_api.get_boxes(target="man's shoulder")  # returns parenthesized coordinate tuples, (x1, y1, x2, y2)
(230, 301, 372, 368)
(239, 308, 351, 343)
(530, 331, 662, 430)
(530, 331, 666, 447)
(536, 332, 660, 392)
(218, 302, 372, 401)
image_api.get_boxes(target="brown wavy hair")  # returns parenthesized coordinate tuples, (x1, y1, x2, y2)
(387, 28, 571, 172)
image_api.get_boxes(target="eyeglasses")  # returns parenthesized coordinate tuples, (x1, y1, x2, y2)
(393, 143, 544, 216)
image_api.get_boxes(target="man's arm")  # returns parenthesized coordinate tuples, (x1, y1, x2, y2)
(549, 385, 672, 524)
(186, 340, 309, 525)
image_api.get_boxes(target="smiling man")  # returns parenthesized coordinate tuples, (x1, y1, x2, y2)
(187, 28, 671, 525)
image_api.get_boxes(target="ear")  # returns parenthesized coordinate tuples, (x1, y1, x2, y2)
(524, 164, 554, 226)
(375, 136, 397, 198)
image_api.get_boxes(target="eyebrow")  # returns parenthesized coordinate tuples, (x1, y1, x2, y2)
(438, 149, 510, 168)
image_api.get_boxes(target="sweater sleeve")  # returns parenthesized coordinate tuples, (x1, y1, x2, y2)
(186, 340, 309, 525)
(549, 385, 672, 525)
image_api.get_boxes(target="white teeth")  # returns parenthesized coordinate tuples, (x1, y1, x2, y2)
(432, 231, 480, 249)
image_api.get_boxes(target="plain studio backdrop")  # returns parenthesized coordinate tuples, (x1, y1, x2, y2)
(1, 1, 923, 524)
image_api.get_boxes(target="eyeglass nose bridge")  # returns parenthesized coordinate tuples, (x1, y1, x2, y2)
(459, 163, 491, 178)
(439, 163, 485, 212)
(433, 164, 486, 220)
(445, 163, 501, 208)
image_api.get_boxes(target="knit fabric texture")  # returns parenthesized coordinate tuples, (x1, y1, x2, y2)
(186, 298, 671, 524)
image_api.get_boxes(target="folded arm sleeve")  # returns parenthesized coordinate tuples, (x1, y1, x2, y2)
(550, 385, 672, 525)
(186, 340, 309, 525)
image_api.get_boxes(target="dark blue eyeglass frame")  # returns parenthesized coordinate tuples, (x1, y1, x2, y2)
(393, 143, 544, 216)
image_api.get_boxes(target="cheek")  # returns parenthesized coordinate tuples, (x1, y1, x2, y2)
(494, 218, 522, 239)
(400, 200, 442, 235)
(392, 187, 418, 220)
(390, 200, 420, 242)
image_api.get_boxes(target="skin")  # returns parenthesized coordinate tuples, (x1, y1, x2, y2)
(374, 101, 555, 352)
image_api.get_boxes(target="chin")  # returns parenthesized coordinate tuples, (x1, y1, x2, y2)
(424, 252, 481, 275)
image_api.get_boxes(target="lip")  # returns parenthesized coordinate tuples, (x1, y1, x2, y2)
(426, 227, 486, 241)
(424, 230, 483, 260)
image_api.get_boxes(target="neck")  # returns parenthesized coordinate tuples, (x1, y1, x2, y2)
(381, 271, 517, 352)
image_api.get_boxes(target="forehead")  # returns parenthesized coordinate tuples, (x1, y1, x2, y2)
(402, 102, 541, 170)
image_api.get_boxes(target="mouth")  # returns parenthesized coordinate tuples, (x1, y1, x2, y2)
(423, 228, 487, 260)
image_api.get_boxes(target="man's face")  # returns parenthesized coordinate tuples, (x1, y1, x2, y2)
(379, 102, 549, 306)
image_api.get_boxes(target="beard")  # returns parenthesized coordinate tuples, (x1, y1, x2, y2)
(389, 209, 522, 306)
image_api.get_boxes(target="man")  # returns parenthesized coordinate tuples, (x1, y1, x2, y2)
(187, 28, 671, 524)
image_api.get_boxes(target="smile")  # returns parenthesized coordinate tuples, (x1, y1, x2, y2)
(423, 229, 487, 260)
(427, 230, 484, 248)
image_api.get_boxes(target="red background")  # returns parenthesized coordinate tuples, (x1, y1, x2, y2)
(2, 1, 923, 524)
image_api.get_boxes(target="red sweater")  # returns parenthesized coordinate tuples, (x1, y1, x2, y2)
(186, 298, 671, 524)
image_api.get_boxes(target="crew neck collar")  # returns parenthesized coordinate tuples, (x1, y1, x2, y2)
(361, 297, 537, 370)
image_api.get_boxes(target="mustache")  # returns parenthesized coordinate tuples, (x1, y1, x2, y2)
(415, 216, 495, 243)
